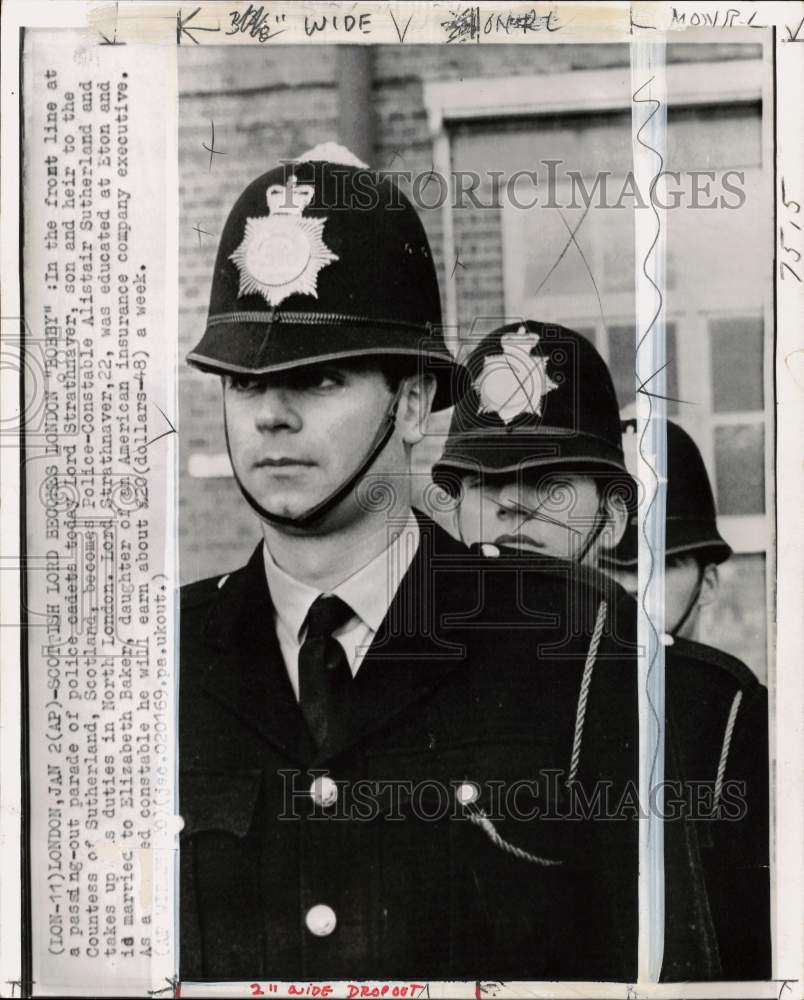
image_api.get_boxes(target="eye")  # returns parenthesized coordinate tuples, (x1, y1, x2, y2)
(226, 374, 265, 394)
(287, 367, 343, 392)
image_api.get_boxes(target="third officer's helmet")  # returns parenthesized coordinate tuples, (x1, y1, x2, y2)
(605, 419, 732, 569)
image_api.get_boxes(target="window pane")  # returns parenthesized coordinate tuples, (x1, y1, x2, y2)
(608, 323, 678, 415)
(714, 424, 765, 514)
(710, 316, 764, 412)
(699, 553, 767, 684)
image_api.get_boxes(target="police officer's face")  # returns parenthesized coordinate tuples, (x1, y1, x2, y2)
(458, 472, 610, 561)
(223, 364, 404, 522)
(613, 556, 716, 638)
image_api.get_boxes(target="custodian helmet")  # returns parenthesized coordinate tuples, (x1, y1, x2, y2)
(432, 320, 635, 506)
(188, 144, 465, 411)
(605, 419, 732, 569)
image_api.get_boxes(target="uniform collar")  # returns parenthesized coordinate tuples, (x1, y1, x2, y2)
(262, 511, 420, 638)
(199, 512, 471, 765)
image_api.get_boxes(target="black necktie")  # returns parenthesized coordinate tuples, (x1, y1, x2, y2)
(298, 594, 355, 747)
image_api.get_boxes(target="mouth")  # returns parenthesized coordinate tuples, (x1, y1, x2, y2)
(254, 457, 315, 469)
(494, 533, 545, 551)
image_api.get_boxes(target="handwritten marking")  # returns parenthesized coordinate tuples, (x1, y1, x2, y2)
(671, 8, 765, 28)
(781, 228, 802, 262)
(784, 15, 804, 41)
(630, 6, 655, 31)
(419, 162, 438, 195)
(146, 405, 176, 448)
(441, 5, 559, 41)
(555, 206, 608, 336)
(384, 149, 404, 170)
(631, 71, 667, 812)
(202, 120, 226, 173)
(637, 359, 690, 406)
(450, 247, 467, 279)
(441, 6, 481, 43)
(249, 985, 427, 998)
(228, 4, 287, 42)
(390, 9, 413, 43)
(304, 12, 373, 36)
(192, 223, 214, 246)
(177, 6, 221, 45)
(99, 0, 125, 44)
(146, 977, 180, 998)
(531, 201, 591, 299)
(780, 177, 802, 281)
(782, 177, 801, 213)
(784, 349, 804, 392)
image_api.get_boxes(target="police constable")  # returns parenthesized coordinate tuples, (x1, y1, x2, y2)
(431, 320, 634, 564)
(605, 418, 732, 641)
(603, 417, 771, 977)
(431, 325, 771, 979)
(180, 148, 648, 981)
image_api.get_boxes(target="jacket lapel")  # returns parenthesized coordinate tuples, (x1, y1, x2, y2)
(198, 543, 312, 763)
(314, 516, 472, 763)
(197, 517, 474, 766)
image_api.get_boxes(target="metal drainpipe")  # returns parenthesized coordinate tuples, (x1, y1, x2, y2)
(335, 46, 374, 165)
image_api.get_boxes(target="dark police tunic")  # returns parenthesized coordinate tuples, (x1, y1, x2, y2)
(179, 518, 767, 982)
(664, 636, 771, 980)
(180, 517, 646, 981)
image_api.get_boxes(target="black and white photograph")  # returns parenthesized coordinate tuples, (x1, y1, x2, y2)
(2, 2, 803, 998)
(176, 33, 774, 986)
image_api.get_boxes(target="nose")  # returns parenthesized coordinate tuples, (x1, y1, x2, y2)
(254, 386, 302, 433)
(494, 484, 519, 520)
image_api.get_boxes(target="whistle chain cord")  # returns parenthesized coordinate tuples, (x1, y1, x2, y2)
(713, 690, 743, 813)
(566, 598, 608, 786)
(464, 807, 562, 867)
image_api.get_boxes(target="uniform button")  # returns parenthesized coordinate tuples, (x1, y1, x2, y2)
(305, 903, 337, 937)
(310, 775, 338, 807)
(480, 543, 500, 558)
(660, 632, 675, 646)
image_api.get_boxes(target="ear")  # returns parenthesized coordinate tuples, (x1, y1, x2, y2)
(601, 492, 629, 549)
(397, 373, 437, 447)
(697, 564, 720, 609)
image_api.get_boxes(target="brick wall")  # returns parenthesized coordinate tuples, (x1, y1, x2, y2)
(178, 42, 760, 585)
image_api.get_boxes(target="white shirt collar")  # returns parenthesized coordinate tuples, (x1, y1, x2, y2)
(262, 512, 421, 640)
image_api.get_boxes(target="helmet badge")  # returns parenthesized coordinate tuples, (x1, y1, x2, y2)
(621, 422, 639, 479)
(229, 175, 339, 308)
(475, 326, 558, 424)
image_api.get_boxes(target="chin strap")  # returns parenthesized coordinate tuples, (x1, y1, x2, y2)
(574, 494, 609, 564)
(670, 561, 705, 637)
(223, 384, 403, 530)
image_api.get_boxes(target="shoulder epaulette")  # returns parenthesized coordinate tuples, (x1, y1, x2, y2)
(180, 573, 231, 610)
(670, 635, 760, 693)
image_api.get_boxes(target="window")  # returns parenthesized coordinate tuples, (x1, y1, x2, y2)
(426, 51, 773, 678)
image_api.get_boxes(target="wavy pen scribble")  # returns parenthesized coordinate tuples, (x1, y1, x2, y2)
(632, 74, 665, 805)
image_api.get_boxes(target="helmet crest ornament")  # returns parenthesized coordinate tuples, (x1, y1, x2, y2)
(475, 326, 559, 424)
(229, 175, 339, 308)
